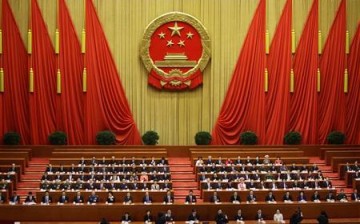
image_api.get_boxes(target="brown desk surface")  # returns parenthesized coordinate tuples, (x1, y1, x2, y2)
(345, 171, 359, 187)
(202, 189, 335, 202)
(36, 190, 169, 203)
(0, 202, 359, 221)
(354, 179, 360, 191)
(16, 220, 360, 224)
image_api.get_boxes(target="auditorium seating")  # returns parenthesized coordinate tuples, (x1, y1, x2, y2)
(0, 146, 359, 223)
(319, 147, 360, 159)
(324, 150, 360, 165)
(334, 158, 360, 173)
(0, 202, 359, 221)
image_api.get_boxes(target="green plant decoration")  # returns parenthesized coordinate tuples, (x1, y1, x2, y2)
(96, 130, 116, 145)
(3, 132, 21, 145)
(327, 131, 345, 144)
(240, 131, 258, 145)
(142, 131, 159, 145)
(195, 131, 212, 145)
(48, 131, 67, 145)
(284, 131, 302, 145)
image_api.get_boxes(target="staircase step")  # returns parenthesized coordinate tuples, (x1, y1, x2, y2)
(30, 158, 49, 163)
(172, 182, 198, 188)
(309, 157, 325, 164)
(26, 167, 46, 172)
(168, 159, 191, 165)
(173, 189, 201, 196)
(318, 166, 332, 171)
(171, 174, 196, 180)
(170, 166, 193, 172)
(21, 174, 43, 180)
(17, 182, 40, 188)
(324, 173, 339, 178)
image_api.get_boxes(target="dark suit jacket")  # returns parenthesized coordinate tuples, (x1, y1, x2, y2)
(25, 196, 36, 203)
(247, 194, 256, 202)
(88, 195, 99, 203)
(317, 214, 329, 224)
(297, 194, 306, 201)
(234, 214, 244, 221)
(124, 196, 133, 203)
(265, 195, 275, 202)
(143, 195, 153, 203)
(351, 193, 359, 200)
(106, 196, 115, 203)
(144, 214, 153, 222)
(121, 215, 132, 222)
(185, 195, 197, 203)
(230, 195, 240, 203)
(58, 195, 69, 203)
(165, 214, 174, 222)
(283, 194, 293, 201)
(255, 213, 265, 220)
(210, 195, 220, 203)
(325, 194, 335, 200)
(0, 194, 6, 203)
(188, 213, 200, 221)
(311, 194, 321, 201)
(73, 195, 84, 203)
(336, 193, 347, 200)
(10, 195, 20, 203)
(215, 213, 228, 224)
(163, 195, 174, 203)
(41, 195, 52, 203)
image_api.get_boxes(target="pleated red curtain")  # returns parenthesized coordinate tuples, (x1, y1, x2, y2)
(212, 0, 266, 145)
(346, 24, 360, 144)
(84, 0, 142, 144)
(28, 0, 57, 144)
(265, 0, 292, 144)
(288, 0, 318, 144)
(57, 0, 84, 144)
(318, 0, 346, 144)
(1, 0, 30, 144)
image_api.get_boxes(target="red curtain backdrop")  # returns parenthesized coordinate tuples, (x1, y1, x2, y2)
(29, 0, 57, 144)
(265, 0, 292, 144)
(288, 0, 318, 144)
(84, 0, 142, 144)
(318, 0, 346, 144)
(56, 0, 84, 145)
(1, 0, 30, 144)
(346, 24, 360, 144)
(212, 0, 266, 145)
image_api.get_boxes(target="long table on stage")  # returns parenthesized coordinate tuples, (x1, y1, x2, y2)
(0, 202, 359, 221)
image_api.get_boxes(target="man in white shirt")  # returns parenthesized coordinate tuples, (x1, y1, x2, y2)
(273, 209, 285, 223)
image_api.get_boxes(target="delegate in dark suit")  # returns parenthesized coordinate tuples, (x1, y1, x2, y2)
(163, 194, 174, 203)
(188, 211, 200, 222)
(215, 211, 228, 224)
(10, 194, 20, 204)
(230, 194, 241, 203)
(73, 195, 84, 203)
(185, 194, 197, 203)
(58, 194, 69, 203)
(41, 195, 52, 203)
(0, 194, 6, 203)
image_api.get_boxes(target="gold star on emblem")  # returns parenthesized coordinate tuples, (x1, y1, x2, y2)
(158, 32, 165, 39)
(168, 22, 184, 37)
(186, 32, 194, 39)
(178, 40, 185, 47)
(166, 40, 174, 47)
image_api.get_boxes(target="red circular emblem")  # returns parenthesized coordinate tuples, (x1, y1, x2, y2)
(140, 12, 211, 90)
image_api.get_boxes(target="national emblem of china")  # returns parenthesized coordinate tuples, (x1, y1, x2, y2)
(140, 12, 211, 90)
